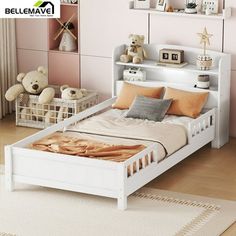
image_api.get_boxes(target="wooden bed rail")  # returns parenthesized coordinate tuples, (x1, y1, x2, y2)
(187, 108, 216, 144)
(123, 143, 158, 178)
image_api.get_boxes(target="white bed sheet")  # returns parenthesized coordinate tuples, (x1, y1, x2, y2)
(103, 109, 194, 129)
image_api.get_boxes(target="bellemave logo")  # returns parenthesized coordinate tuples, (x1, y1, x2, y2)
(0, 0, 60, 18)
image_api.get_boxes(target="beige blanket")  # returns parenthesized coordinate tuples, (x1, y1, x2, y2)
(31, 133, 146, 163)
(69, 112, 188, 155)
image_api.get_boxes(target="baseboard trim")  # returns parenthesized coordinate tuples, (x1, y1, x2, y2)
(0, 164, 4, 174)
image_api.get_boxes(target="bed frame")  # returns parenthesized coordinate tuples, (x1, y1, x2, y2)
(5, 44, 230, 210)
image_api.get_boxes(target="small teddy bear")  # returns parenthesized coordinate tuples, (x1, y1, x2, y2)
(120, 34, 147, 64)
(60, 85, 87, 100)
(45, 85, 88, 124)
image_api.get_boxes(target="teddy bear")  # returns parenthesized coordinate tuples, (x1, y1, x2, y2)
(45, 85, 88, 124)
(120, 34, 147, 64)
(5, 66, 55, 104)
(5, 66, 55, 122)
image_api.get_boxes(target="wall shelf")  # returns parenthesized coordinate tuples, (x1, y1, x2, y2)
(48, 3, 80, 87)
(129, 2, 231, 20)
(116, 60, 219, 75)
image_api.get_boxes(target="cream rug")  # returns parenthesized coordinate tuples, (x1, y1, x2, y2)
(0, 175, 235, 236)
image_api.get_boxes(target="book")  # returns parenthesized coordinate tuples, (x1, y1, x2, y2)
(156, 61, 188, 68)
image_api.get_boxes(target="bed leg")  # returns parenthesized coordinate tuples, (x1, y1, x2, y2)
(5, 145, 14, 192)
(5, 175, 14, 192)
(117, 164, 127, 210)
(117, 196, 127, 210)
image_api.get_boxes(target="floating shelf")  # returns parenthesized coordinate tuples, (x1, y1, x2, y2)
(116, 60, 219, 75)
(129, 2, 232, 20)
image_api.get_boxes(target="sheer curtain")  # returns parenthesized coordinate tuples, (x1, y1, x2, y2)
(0, 19, 17, 119)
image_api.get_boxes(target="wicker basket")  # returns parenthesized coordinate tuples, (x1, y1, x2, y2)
(16, 90, 98, 129)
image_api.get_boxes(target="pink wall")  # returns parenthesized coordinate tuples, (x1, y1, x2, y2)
(225, 0, 236, 136)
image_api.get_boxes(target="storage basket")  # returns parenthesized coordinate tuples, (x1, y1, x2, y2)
(16, 90, 98, 129)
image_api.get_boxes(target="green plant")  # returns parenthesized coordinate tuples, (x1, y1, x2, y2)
(186, 2, 197, 8)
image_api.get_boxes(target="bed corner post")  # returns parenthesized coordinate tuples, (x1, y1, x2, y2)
(5, 145, 14, 192)
(117, 164, 127, 210)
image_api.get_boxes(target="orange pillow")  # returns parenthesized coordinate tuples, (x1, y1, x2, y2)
(113, 82, 164, 109)
(163, 87, 209, 118)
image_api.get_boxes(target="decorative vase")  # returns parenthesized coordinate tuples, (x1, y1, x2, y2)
(185, 8, 197, 14)
(196, 54, 212, 70)
(196, 75, 210, 89)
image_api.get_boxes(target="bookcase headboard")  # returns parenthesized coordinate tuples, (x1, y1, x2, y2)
(112, 44, 231, 148)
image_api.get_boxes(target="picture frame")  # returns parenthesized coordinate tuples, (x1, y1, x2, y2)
(156, 0, 167, 12)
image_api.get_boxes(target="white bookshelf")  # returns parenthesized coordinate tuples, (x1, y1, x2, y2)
(129, 1, 232, 20)
(112, 44, 231, 148)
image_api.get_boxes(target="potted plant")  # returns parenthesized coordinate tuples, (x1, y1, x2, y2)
(185, 0, 197, 14)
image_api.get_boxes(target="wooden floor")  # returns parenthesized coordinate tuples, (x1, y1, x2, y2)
(0, 114, 235, 235)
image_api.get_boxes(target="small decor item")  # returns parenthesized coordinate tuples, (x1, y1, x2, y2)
(197, 27, 213, 70)
(123, 68, 146, 81)
(156, 0, 167, 11)
(120, 34, 147, 64)
(70, 0, 78, 3)
(159, 49, 184, 64)
(54, 14, 77, 52)
(134, 0, 150, 9)
(196, 75, 210, 89)
(185, 0, 197, 14)
(166, 5, 174, 12)
(202, 0, 218, 14)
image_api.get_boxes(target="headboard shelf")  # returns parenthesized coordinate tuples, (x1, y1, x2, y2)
(116, 60, 219, 76)
(112, 44, 231, 148)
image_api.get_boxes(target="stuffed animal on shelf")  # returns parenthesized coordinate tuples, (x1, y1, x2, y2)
(120, 34, 147, 64)
(45, 85, 88, 124)
(5, 66, 55, 104)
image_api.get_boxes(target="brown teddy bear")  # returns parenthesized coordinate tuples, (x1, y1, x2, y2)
(120, 34, 147, 64)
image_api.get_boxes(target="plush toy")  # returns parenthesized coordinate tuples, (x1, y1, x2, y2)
(5, 66, 55, 104)
(120, 34, 147, 64)
(60, 84, 87, 100)
(45, 85, 88, 124)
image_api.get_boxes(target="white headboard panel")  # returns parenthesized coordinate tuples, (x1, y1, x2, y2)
(112, 44, 231, 148)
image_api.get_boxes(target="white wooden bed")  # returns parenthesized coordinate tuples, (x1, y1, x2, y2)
(5, 45, 230, 210)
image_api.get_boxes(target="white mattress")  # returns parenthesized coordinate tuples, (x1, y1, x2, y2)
(65, 109, 193, 162)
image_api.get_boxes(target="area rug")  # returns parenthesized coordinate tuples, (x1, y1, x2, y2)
(0, 233, 16, 236)
(0, 175, 235, 236)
